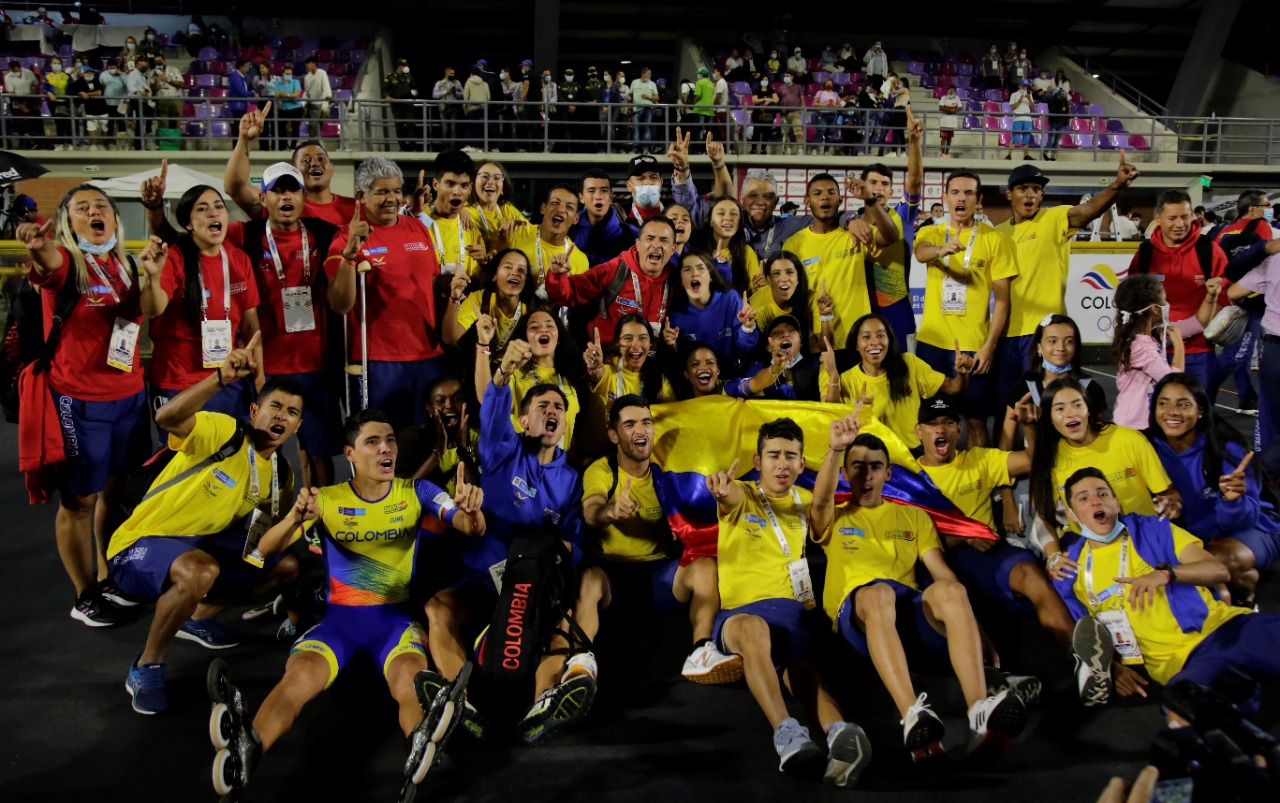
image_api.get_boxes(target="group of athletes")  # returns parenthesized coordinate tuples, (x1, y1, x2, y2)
(16, 98, 1280, 797)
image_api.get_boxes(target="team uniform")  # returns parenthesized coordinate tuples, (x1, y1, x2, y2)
(505, 364, 581, 453)
(1051, 425, 1173, 529)
(781, 226, 879, 349)
(227, 220, 340, 458)
(468, 201, 529, 253)
(325, 214, 443, 432)
(914, 222, 1019, 413)
(29, 248, 150, 495)
(820, 354, 945, 449)
(995, 206, 1076, 398)
(820, 499, 948, 656)
(668, 290, 759, 368)
(920, 448, 1037, 611)
(149, 245, 261, 417)
(107, 412, 291, 600)
(420, 211, 482, 278)
(713, 481, 816, 668)
(708, 247, 761, 290)
(291, 477, 458, 686)
(747, 287, 816, 352)
(866, 194, 922, 349)
(580, 364, 674, 459)
(506, 225, 590, 291)
(259, 194, 357, 229)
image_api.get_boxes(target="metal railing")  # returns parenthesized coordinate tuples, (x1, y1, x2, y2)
(1057, 49, 1168, 119)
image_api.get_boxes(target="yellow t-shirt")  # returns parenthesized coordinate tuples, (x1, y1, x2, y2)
(914, 221, 1019, 351)
(819, 500, 942, 627)
(579, 363, 675, 461)
(583, 459, 672, 562)
(457, 293, 526, 350)
(712, 247, 762, 289)
(717, 481, 812, 610)
(508, 364, 580, 451)
(507, 225, 590, 289)
(919, 447, 1012, 531)
(996, 205, 1076, 337)
(867, 205, 913, 309)
(1070, 528, 1248, 683)
(749, 286, 820, 353)
(468, 201, 528, 251)
(109, 412, 290, 558)
(781, 226, 879, 349)
(1053, 425, 1172, 527)
(820, 353, 945, 448)
(425, 211, 483, 277)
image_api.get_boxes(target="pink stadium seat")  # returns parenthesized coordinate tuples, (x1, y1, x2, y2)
(933, 86, 947, 99)
(982, 100, 1001, 113)
(282, 36, 302, 50)
(340, 74, 356, 89)
(207, 61, 228, 76)
(1058, 133, 1077, 149)
(182, 74, 197, 89)
(1070, 117, 1096, 132)
(329, 63, 348, 77)
(848, 72, 864, 83)
(1069, 91, 1084, 104)
(985, 115, 1000, 131)
(208, 88, 228, 99)
(315, 49, 334, 62)
(320, 121, 341, 138)
(998, 132, 1011, 147)
(1129, 134, 1150, 150)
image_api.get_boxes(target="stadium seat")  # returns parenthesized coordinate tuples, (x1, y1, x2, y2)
(276, 49, 295, 63)
(1113, 133, 1132, 149)
(315, 49, 334, 63)
(848, 72, 865, 83)
(1070, 92, 1084, 104)
(985, 115, 1000, 131)
(932, 86, 947, 99)
(832, 72, 850, 86)
(953, 76, 969, 89)
(1106, 119, 1126, 133)
(1098, 134, 1117, 150)
(813, 71, 830, 83)
(1129, 134, 1151, 150)
(998, 115, 1012, 131)
(207, 61, 228, 76)
(985, 89, 1005, 102)
(208, 88, 228, 99)
(270, 61, 286, 75)
(1070, 117, 1096, 132)
(1070, 103, 1087, 115)
(962, 115, 981, 129)
(806, 83, 821, 96)
(350, 51, 367, 65)
(982, 101, 1001, 113)
(907, 61, 923, 75)
(1035, 103, 1048, 114)
(156, 33, 169, 46)
(210, 121, 232, 138)
(920, 74, 936, 89)
(184, 121, 208, 137)
(329, 63, 348, 77)
(182, 102, 196, 118)
(329, 75, 341, 90)
(957, 63, 973, 76)
(267, 36, 284, 49)
(998, 132, 1011, 147)
(1058, 133, 1077, 149)
(321, 121, 341, 138)
(733, 81, 752, 95)
(298, 121, 310, 139)
(198, 47, 219, 61)
(1072, 133, 1094, 148)
(335, 89, 353, 102)
(196, 73, 219, 89)
(182, 74, 197, 90)
(282, 36, 302, 50)
(188, 60, 206, 74)
(1087, 103, 1104, 116)
(964, 101, 982, 112)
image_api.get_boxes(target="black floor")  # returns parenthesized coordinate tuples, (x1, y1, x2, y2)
(1, 369, 1275, 803)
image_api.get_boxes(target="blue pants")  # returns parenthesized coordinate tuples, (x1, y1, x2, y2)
(52, 387, 149, 495)
(1168, 612, 1280, 714)
(947, 540, 1038, 614)
(1182, 351, 1220, 406)
(836, 580, 948, 658)
(348, 356, 445, 435)
(1256, 337, 1280, 478)
(996, 334, 1035, 404)
(1214, 311, 1260, 406)
(916, 340, 992, 417)
(879, 295, 916, 350)
(713, 598, 815, 670)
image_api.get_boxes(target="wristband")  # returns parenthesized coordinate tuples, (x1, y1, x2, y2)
(216, 369, 227, 387)
(494, 365, 506, 382)
(741, 323, 756, 333)
(819, 313, 834, 322)
(141, 198, 163, 210)
(1046, 551, 1064, 569)
(1155, 562, 1177, 583)
(711, 162, 726, 171)
(476, 345, 490, 355)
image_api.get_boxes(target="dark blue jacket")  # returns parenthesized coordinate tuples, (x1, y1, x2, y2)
(1153, 434, 1279, 541)
(569, 206, 638, 267)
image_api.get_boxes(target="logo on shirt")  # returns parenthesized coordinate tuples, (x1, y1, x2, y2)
(512, 476, 537, 502)
(837, 526, 866, 537)
(404, 241, 432, 252)
(801, 256, 820, 266)
(383, 500, 408, 514)
(745, 514, 765, 527)
(230, 281, 248, 295)
(955, 479, 982, 496)
(884, 529, 916, 542)
(212, 469, 237, 488)
(542, 508, 562, 526)
(365, 246, 389, 255)
(338, 506, 365, 516)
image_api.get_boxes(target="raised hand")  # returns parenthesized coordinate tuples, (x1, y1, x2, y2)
(609, 475, 639, 522)
(499, 338, 534, 375)
(937, 238, 964, 258)
(845, 175, 874, 202)
(219, 330, 261, 384)
(452, 462, 484, 515)
(1219, 452, 1252, 501)
(705, 132, 725, 164)
(292, 485, 321, 522)
(906, 106, 924, 142)
(138, 235, 169, 281)
(16, 219, 53, 251)
(465, 242, 487, 264)
(1115, 150, 1139, 189)
(411, 169, 430, 218)
(751, 272, 768, 291)
(816, 278, 834, 316)
(667, 126, 691, 170)
(455, 403, 470, 449)
(549, 241, 574, 275)
(1013, 391, 1039, 425)
(238, 100, 271, 141)
(1204, 276, 1223, 298)
(828, 407, 861, 452)
(737, 291, 756, 328)
(662, 316, 680, 348)
(140, 158, 168, 207)
(343, 202, 370, 261)
(583, 326, 605, 372)
(499, 218, 526, 242)
(820, 335, 838, 384)
(449, 271, 470, 302)
(475, 313, 496, 346)
(705, 457, 740, 499)
(855, 380, 874, 410)
(954, 338, 975, 376)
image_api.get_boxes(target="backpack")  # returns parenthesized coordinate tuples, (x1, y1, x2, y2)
(1133, 236, 1214, 281)
(117, 421, 246, 518)
(0, 276, 58, 423)
(474, 531, 591, 724)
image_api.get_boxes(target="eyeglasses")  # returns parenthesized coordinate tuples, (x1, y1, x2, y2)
(476, 173, 504, 183)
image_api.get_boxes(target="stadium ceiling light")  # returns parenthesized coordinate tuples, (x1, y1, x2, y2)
(620, 60, 632, 64)
(1091, 73, 1100, 78)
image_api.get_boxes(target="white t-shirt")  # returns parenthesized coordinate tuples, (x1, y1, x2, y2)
(1010, 89, 1033, 121)
(938, 94, 962, 128)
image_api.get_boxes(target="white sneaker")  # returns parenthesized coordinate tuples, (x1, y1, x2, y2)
(901, 693, 945, 763)
(561, 651, 598, 683)
(1072, 616, 1114, 707)
(966, 688, 1027, 761)
(681, 641, 744, 685)
(824, 721, 872, 787)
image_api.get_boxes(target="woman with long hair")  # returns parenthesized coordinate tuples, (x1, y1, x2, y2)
(664, 249, 757, 374)
(822, 313, 968, 448)
(1028, 377, 1182, 575)
(442, 247, 537, 352)
(674, 342, 723, 399)
(144, 184, 263, 417)
(18, 184, 154, 625)
(467, 160, 528, 253)
(747, 250, 829, 353)
(1147, 372, 1280, 606)
(693, 196, 758, 293)
(580, 312, 675, 458)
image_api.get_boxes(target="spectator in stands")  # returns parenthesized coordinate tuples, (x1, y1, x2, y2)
(750, 77, 780, 154)
(765, 49, 782, 81)
(937, 85, 961, 158)
(272, 66, 304, 152)
(150, 53, 184, 136)
(863, 40, 889, 88)
(462, 65, 491, 150)
(1007, 80, 1034, 160)
(539, 69, 557, 151)
(726, 49, 750, 83)
(123, 57, 151, 151)
(1008, 48, 1033, 91)
(711, 67, 730, 145)
(246, 34, 272, 63)
(820, 44, 840, 74)
(981, 44, 1003, 91)
(100, 60, 128, 150)
(1001, 42, 1020, 90)
(252, 62, 273, 98)
(686, 67, 716, 146)
(1042, 81, 1071, 161)
(654, 77, 675, 129)
(43, 55, 71, 150)
(1032, 67, 1054, 99)
(384, 58, 421, 151)
(68, 64, 107, 150)
(432, 66, 463, 149)
(228, 60, 254, 124)
(631, 69, 659, 154)
(4, 59, 39, 149)
(1054, 68, 1071, 96)
(777, 71, 804, 155)
(136, 27, 162, 65)
(303, 56, 333, 131)
(882, 76, 910, 157)
(497, 67, 520, 146)
(119, 36, 140, 72)
(613, 70, 634, 153)
(813, 79, 841, 154)
(787, 47, 808, 83)
(514, 60, 535, 149)
(183, 14, 208, 58)
(621, 154, 665, 227)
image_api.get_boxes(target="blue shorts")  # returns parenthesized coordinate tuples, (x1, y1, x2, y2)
(836, 579, 948, 658)
(153, 382, 252, 420)
(1168, 613, 1280, 714)
(291, 603, 428, 688)
(268, 371, 340, 457)
(879, 296, 916, 348)
(1216, 526, 1280, 573)
(996, 335, 1035, 404)
(713, 597, 815, 669)
(52, 387, 149, 495)
(948, 540, 1038, 614)
(349, 357, 445, 433)
(915, 340, 992, 417)
(600, 557, 683, 615)
(108, 525, 287, 602)
(1012, 119, 1032, 145)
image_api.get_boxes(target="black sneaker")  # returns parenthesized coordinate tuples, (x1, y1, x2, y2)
(71, 588, 126, 627)
(99, 579, 141, 608)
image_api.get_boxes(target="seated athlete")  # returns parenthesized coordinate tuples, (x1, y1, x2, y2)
(109, 333, 303, 715)
(706, 418, 872, 788)
(811, 422, 1027, 763)
(1054, 467, 1280, 724)
(916, 395, 1098, 705)
(582, 394, 741, 683)
(206, 408, 485, 797)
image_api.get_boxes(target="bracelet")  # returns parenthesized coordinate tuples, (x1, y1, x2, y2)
(141, 199, 163, 210)
(494, 365, 506, 382)
(1155, 562, 1177, 583)
(673, 165, 689, 173)
(711, 162, 726, 171)
(828, 381, 840, 388)
(215, 369, 227, 387)
(476, 345, 490, 355)
(451, 295, 465, 304)
(819, 313, 834, 322)
(1046, 551, 1064, 569)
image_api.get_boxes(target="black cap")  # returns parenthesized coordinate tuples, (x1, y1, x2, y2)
(396, 58, 408, 66)
(587, 66, 598, 74)
(765, 314, 803, 337)
(628, 154, 661, 178)
(918, 395, 964, 424)
(1006, 163, 1049, 189)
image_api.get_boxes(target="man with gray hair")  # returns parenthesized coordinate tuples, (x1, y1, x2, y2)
(324, 156, 446, 432)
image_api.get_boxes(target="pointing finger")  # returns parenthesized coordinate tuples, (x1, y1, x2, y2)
(456, 462, 466, 488)
(1234, 451, 1254, 475)
(245, 330, 262, 352)
(159, 158, 168, 182)
(728, 458, 740, 477)
(824, 335, 833, 353)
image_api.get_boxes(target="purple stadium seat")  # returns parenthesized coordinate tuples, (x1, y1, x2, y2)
(267, 36, 284, 50)
(335, 89, 353, 101)
(299, 37, 321, 52)
(962, 115, 981, 129)
(920, 74, 936, 89)
(210, 121, 232, 138)
(198, 47, 219, 62)
(966, 88, 984, 100)
(194, 103, 214, 119)
(907, 61, 923, 75)
(985, 89, 1005, 102)
(1113, 134, 1132, 149)
(298, 121, 310, 139)
(1106, 119, 1126, 133)
(1098, 134, 1117, 150)
(813, 71, 830, 83)
(1087, 104, 1104, 116)
(957, 63, 973, 77)
(998, 115, 1012, 131)
(1072, 133, 1094, 148)
(733, 81, 751, 95)
(184, 121, 207, 137)
(964, 101, 982, 112)
(1070, 103, 1087, 115)
(329, 75, 341, 90)
(196, 73, 219, 88)
(350, 50, 367, 65)
(1035, 103, 1048, 114)
(953, 76, 969, 89)
(833, 72, 850, 86)
(1129, 134, 1150, 150)
(188, 60, 206, 74)
(156, 33, 169, 46)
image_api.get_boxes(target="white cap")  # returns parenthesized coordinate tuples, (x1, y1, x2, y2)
(262, 162, 305, 190)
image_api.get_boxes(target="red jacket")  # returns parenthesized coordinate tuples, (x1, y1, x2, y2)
(1129, 223, 1227, 355)
(17, 363, 64, 504)
(544, 246, 670, 347)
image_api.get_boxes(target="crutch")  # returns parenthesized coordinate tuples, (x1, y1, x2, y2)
(343, 260, 372, 410)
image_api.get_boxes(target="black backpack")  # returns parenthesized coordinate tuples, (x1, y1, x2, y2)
(117, 421, 247, 518)
(1133, 236, 1215, 281)
(474, 532, 591, 724)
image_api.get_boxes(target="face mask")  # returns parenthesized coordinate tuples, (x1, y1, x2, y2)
(500, 72, 508, 80)
(147, 34, 155, 41)
(127, 42, 136, 50)
(564, 74, 574, 82)
(761, 79, 769, 88)
(633, 184, 661, 208)
(543, 75, 551, 83)
(991, 48, 998, 54)
(401, 66, 410, 74)
(74, 61, 82, 68)
(1081, 517, 1125, 544)
(783, 76, 792, 84)
(283, 73, 292, 81)
(771, 53, 778, 59)
(1265, 208, 1275, 223)
(1042, 358, 1072, 375)
(604, 75, 611, 83)
(108, 68, 117, 75)
(77, 234, 117, 255)
(52, 64, 62, 72)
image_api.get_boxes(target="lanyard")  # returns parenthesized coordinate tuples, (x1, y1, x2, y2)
(763, 220, 778, 258)
(265, 225, 310, 284)
(534, 236, 570, 285)
(85, 253, 132, 304)
(943, 222, 979, 274)
(629, 270, 669, 329)
(197, 246, 231, 321)
(756, 484, 806, 558)
(430, 214, 465, 267)
(1084, 534, 1130, 609)
(248, 448, 280, 518)
(614, 359, 626, 399)
(492, 295, 524, 347)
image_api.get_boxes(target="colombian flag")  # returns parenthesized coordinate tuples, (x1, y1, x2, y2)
(650, 396, 996, 565)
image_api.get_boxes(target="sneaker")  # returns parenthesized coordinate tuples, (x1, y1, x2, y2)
(519, 673, 597, 745)
(416, 669, 486, 741)
(901, 693, 946, 763)
(983, 665, 1042, 708)
(98, 579, 140, 608)
(824, 721, 872, 787)
(682, 641, 744, 685)
(561, 651, 598, 683)
(1072, 616, 1114, 707)
(125, 654, 169, 715)
(772, 717, 824, 773)
(275, 619, 298, 642)
(1239, 399, 1258, 415)
(177, 617, 243, 649)
(71, 588, 126, 627)
(966, 688, 1027, 761)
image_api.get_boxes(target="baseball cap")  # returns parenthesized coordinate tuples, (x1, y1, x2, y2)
(918, 395, 964, 424)
(475, 58, 488, 67)
(1006, 163, 1050, 189)
(656, 77, 667, 85)
(396, 58, 408, 66)
(16, 194, 36, 211)
(262, 162, 305, 191)
(628, 154, 661, 178)
(793, 47, 802, 53)
(1019, 78, 1030, 85)
(766, 314, 803, 338)
(696, 66, 709, 76)
(587, 65, 598, 74)
(520, 59, 533, 68)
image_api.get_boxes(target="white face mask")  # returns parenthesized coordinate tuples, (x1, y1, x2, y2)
(401, 66, 410, 74)
(633, 184, 661, 208)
